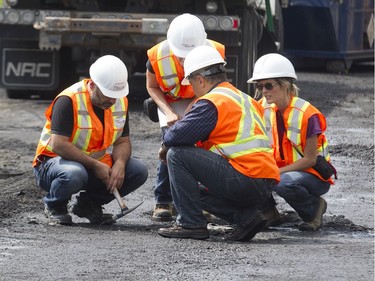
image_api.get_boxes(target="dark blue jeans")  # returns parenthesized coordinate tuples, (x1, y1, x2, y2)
(154, 160, 172, 204)
(274, 171, 330, 221)
(33, 156, 148, 208)
(166, 146, 275, 229)
(154, 126, 172, 204)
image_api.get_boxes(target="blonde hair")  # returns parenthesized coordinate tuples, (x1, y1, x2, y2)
(254, 78, 299, 99)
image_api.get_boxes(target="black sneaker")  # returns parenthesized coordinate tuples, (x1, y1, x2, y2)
(71, 196, 114, 225)
(44, 204, 73, 225)
(226, 212, 267, 242)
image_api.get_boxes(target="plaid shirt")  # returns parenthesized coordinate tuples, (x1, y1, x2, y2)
(163, 100, 217, 146)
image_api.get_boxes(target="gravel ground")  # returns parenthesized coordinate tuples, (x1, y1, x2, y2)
(0, 62, 373, 281)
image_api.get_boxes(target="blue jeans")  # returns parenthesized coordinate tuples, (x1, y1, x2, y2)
(33, 156, 148, 208)
(166, 146, 276, 229)
(274, 171, 330, 221)
(154, 127, 172, 204)
(154, 160, 172, 204)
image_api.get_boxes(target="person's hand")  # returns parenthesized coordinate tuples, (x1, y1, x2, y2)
(166, 112, 180, 127)
(158, 143, 169, 164)
(108, 161, 125, 194)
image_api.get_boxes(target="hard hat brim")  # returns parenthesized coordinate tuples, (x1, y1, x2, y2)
(169, 43, 190, 58)
(97, 83, 129, 98)
(247, 73, 298, 83)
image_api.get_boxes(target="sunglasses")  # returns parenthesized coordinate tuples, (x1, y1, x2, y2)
(256, 82, 277, 91)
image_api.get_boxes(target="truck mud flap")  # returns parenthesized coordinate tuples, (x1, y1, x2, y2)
(0, 47, 59, 90)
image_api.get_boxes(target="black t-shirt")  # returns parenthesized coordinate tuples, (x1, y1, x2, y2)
(146, 59, 154, 74)
(51, 96, 129, 137)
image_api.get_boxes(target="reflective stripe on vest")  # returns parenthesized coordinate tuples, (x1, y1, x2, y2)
(287, 97, 309, 147)
(39, 126, 53, 152)
(72, 91, 91, 151)
(110, 97, 127, 144)
(209, 87, 271, 158)
(260, 98, 276, 145)
(157, 41, 180, 97)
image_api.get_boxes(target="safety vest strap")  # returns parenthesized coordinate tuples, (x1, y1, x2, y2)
(287, 97, 310, 146)
(110, 98, 127, 143)
(156, 41, 180, 97)
(260, 98, 276, 145)
(72, 92, 92, 151)
(211, 137, 272, 158)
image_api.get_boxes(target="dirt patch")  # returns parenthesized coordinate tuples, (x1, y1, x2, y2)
(0, 63, 373, 280)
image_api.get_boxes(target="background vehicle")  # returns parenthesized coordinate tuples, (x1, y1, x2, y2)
(281, 0, 374, 73)
(0, 0, 282, 99)
(0, 0, 372, 100)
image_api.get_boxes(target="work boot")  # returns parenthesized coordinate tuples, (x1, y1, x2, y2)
(44, 203, 73, 225)
(71, 196, 114, 225)
(151, 203, 174, 221)
(158, 224, 209, 240)
(202, 210, 215, 222)
(263, 206, 282, 228)
(226, 211, 267, 242)
(299, 197, 327, 231)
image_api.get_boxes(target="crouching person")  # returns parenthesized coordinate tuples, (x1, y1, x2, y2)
(157, 46, 280, 241)
(247, 53, 335, 231)
(32, 55, 148, 225)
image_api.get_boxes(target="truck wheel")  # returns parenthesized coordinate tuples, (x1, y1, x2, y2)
(326, 60, 352, 73)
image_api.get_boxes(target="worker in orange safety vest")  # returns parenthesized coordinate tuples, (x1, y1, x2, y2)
(156, 45, 280, 241)
(33, 55, 148, 225)
(248, 53, 335, 231)
(144, 13, 225, 222)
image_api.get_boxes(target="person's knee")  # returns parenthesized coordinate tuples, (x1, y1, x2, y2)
(65, 164, 88, 191)
(126, 158, 149, 187)
(166, 147, 175, 162)
(166, 147, 185, 164)
(275, 184, 296, 197)
(137, 165, 148, 186)
(274, 178, 296, 199)
(274, 181, 309, 202)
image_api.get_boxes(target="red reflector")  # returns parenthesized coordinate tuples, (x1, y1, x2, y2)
(233, 19, 238, 28)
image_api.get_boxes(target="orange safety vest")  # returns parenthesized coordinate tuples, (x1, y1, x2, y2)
(32, 79, 128, 167)
(260, 96, 333, 184)
(197, 82, 280, 181)
(147, 39, 225, 102)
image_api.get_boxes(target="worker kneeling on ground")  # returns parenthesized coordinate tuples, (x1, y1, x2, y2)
(145, 13, 225, 222)
(32, 55, 148, 225)
(157, 46, 280, 241)
(248, 53, 335, 231)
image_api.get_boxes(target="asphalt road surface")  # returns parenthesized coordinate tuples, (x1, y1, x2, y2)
(0, 63, 373, 281)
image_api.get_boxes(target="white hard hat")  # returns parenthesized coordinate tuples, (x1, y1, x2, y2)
(182, 45, 226, 85)
(247, 53, 297, 82)
(167, 13, 207, 58)
(89, 55, 129, 98)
